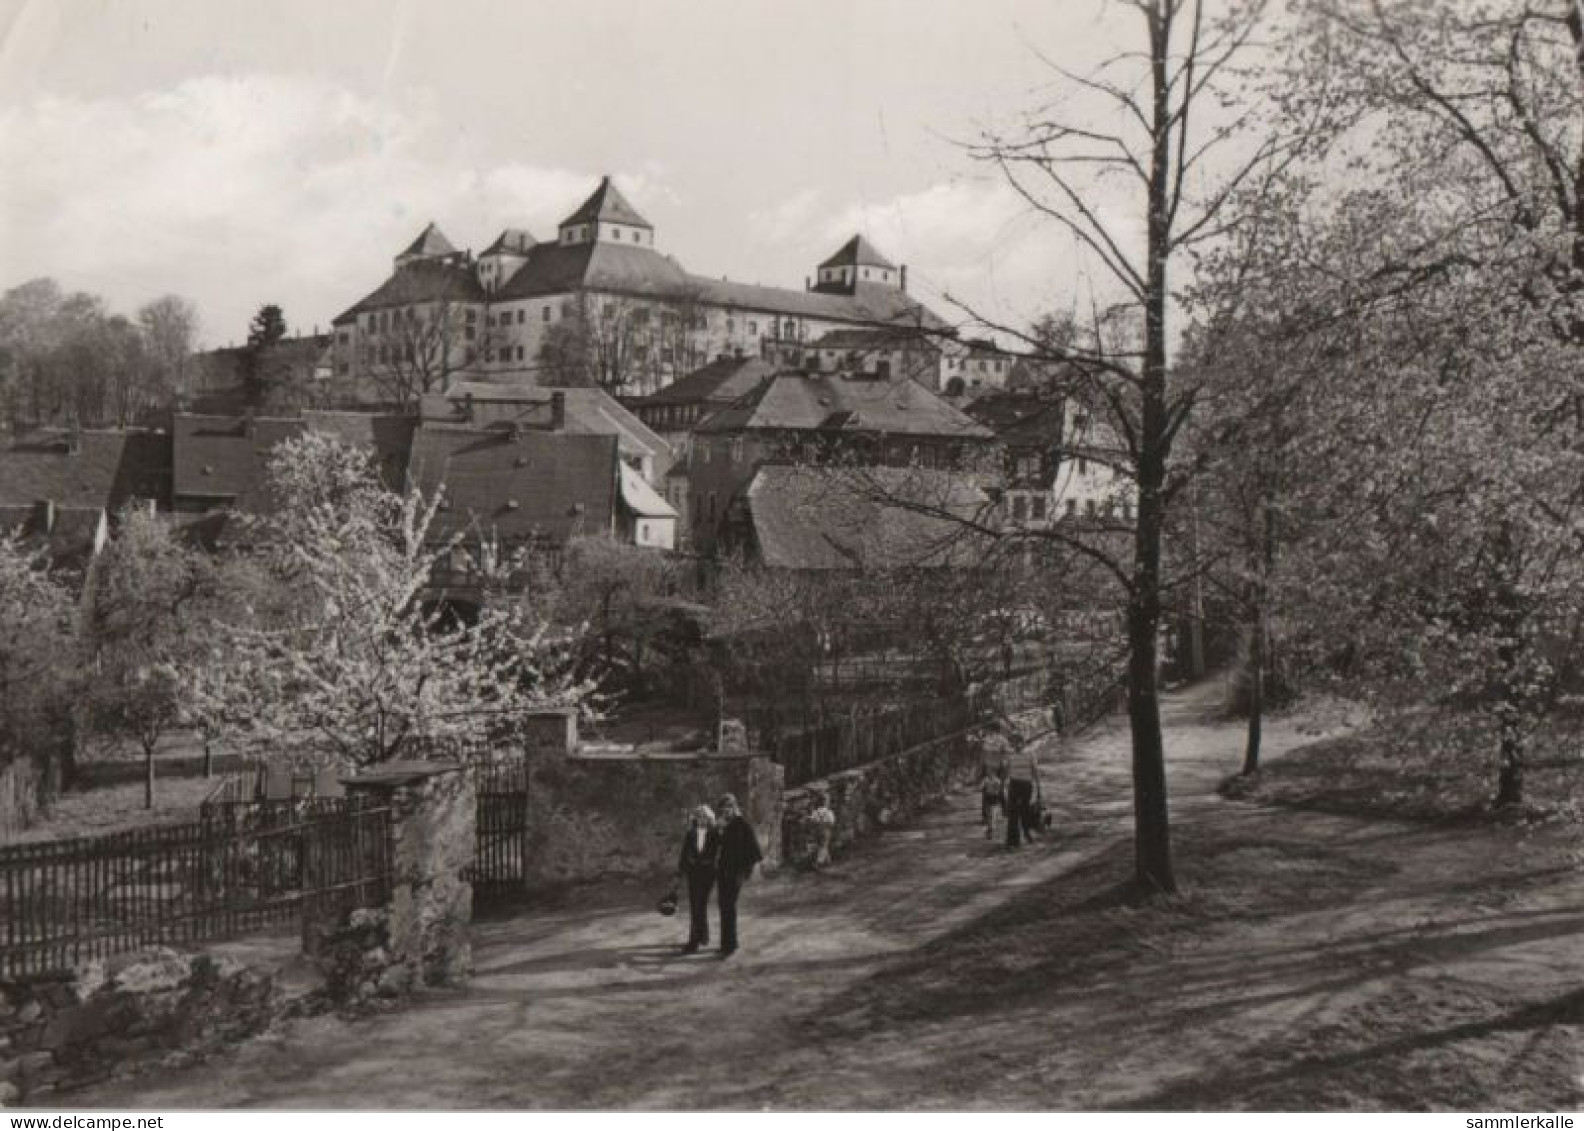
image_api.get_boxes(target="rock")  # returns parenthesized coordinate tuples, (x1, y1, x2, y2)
(0, 1080, 18, 1106)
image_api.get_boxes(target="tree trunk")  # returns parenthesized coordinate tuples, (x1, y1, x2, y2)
(1242, 618, 1264, 776)
(1126, 588, 1174, 892)
(202, 735, 214, 779)
(1494, 699, 1525, 808)
(1124, 0, 1177, 896)
(143, 740, 156, 809)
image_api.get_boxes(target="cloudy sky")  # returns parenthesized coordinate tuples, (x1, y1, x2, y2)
(0, 0, 1138, 346)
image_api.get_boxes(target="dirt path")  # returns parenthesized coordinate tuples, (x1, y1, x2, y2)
(69, 683, 1584, 1110)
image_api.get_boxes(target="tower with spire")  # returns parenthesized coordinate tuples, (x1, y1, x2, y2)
(557, 175, 655, 248)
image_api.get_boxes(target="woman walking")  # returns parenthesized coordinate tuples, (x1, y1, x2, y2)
(676, 804, 720, 954)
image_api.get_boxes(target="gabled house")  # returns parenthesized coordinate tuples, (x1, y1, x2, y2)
(419, 382, 673, 488)
(732, 465, 992, 571)
(963, 392, 1066, 528)
(684, 370, 994, 552)
(0, 429, 169, 574)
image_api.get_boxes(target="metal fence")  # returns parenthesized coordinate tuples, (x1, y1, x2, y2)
(468, 761, 529, 897)
(0, 801, 390, 980)
(769, 696, 981, 787)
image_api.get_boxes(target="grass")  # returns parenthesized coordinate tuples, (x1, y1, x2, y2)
(1220, 707, 1584, 824)
(12, 730, 258, 844)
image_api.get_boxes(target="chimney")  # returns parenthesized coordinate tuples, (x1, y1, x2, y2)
(34, 499, 56, 534)
(900, 265, 908, 293)
(550, 391, 566, 431)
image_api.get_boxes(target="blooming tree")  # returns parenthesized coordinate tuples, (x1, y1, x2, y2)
(195, 432, 590, 770)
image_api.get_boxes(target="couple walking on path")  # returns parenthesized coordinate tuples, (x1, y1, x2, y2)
(980, 728, 1046, 848)
(676, 793, 763, 958)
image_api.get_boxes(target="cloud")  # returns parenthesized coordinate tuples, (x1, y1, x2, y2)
(0, 73, 653, 343)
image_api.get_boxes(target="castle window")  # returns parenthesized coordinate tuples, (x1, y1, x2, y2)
(1032, 496, 1047, 520)
(612, 227, 621, 240)
(543, 306, 552, 322)
(1065, 499, 1077, 516)
(516, 346, 525, 361)
(632, 231, 640, 243)
(748, 321, 758, 336)
(517, 309, 525, 324)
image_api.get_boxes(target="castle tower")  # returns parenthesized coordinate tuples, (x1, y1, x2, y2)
(394, 222, 459, 270)
(557, 176, 655, 249)
(812, 235, 903, 294)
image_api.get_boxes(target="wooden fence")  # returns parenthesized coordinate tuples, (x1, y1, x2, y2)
(0, 801, 390, 980)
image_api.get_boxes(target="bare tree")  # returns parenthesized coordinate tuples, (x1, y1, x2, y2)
(364, 300, 475, 411)
(951, 0, 1332, 891)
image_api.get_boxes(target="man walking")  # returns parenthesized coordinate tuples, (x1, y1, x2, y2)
(1004, 740, 1041, 848)
(714, 793, 762, 958)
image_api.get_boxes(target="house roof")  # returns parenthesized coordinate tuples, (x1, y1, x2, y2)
(171, 414, 306, 509)
(631, 356, 779, 409)
(819, 235, 898, 271)
(962, 393, 1065, 446)
(303, 411, 417, 486)
(398, 222, 458, 260)
(493, 241, 694, 302)
(561, 176, 653, 230)
(333, 259, 486, 323)
(694, 372, 994, 440)
(618, 463, 678, 519)
(420, 382, 671, 464)
(406, 428, 619, 545)
(481, 228, 537, 257)
(689, 276, 947, 330)
(0, 430, 168, 513)
(811, 327, 942, 352)
(744, 465, 991, 571)
(192, 334, 332, 389)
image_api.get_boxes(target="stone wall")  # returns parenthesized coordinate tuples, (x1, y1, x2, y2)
(308, 762, 476, 1004)
(0, 947, 282, 1105)
(524, 752, 784, 888)
(782, 727, 986, 870)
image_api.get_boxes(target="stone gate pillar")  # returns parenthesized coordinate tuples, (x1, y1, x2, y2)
(310, 761, 476, 1000)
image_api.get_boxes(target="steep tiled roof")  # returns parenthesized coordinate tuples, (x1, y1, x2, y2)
(406, 428, 618, 545)
(0, 430, 167, 513)
(811, 327, 942, 352)
(481, 228, 537, 256)
(191, 334, 331, 391)
(695, 373, 993, 440)
(494, 241, 693, 302)
(398, 222, 457, 260)
(171, 414, 306, 509)
(963, 393, 1065, 447)
(618, 464, 677, 519)
(689, 276, 947, 331)
(744, 465, 991, 570)
(333, 260, 486, 323)
(818, 235, 897, 271)
(631, 357, 778, 408)
(562, 177, 653, 230)
(303, 411, 417, 486)
(420, 382, 670, 464)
